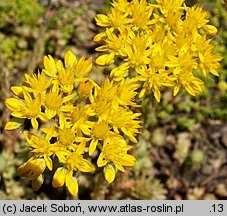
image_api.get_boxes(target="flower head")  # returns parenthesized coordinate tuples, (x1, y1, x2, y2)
(52, 142, 95, 196)
(5, 49, 142, 196)
(94, 0, 222, 101)
(5, 88, 46, 129)
(97, 135, 136, 183)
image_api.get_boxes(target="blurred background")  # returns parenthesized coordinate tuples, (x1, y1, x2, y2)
(0, 0, 227, 200)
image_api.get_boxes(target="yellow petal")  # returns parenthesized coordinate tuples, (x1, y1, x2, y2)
(39, 112, 48, 121)
(153, 88, 161, 102)
(203, 24, 217, 35)
(62, 93, 76, 103)
(16, 162, 29, 177)
(139, 88, 146, 98)
(5, 98, 24, 110)
(95, 14, 110, 27)
(52, 167, 67, 188)
(59, 112, 66, 129)
(113, 160, 125, 172)
(11, 111, 25, 118)
(93, 32, 106, 42)
(121, 127, 137, 143)
(76, 141, 86, 155)
(80, 124, 91, 136)
(22, 88, 32, 103)
(121, 154, 136, 167)
(45, 109, 56, 119)
(43, 55, 57, 75)
(95, 53, 115, 66)
(174, 85, 180, 96)
(66, 172, 78, 196)
(75, 57, 92, 77)
(31, 118, 39, 130)
(198, 52, 204, 63)
(10, 86, 23, 97)
(45, 124, 55, 141)
(44, 155, 53, 171)
(97, 152, 107, 167)
(56, 59, 64, 75)
(79, 159, 95, 172)
(42, 69, 58, 78)
(65, 50, 77, 69)
(185, 85, 196, 96)
(4, 118, 24, 130)
(89, 139, 98, 156)
(32, 174, 44, 191)
(104, 164, 116, 184)
(210, 68, 219, 77)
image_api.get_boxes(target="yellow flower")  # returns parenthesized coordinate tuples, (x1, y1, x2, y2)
(124, 34, 152, 70)
(57, 127, 77, 151)
(97, 135, 136, 183)
(183, 5, 209, 33)
(94, 0, 222, 101)
(166, 52, 196, 70)
(110, 63, 129, 81)
(117, 81, 140, 107)
(64, 50, 92, 78)
(44, 86, 63, 119)
(55, 59, 75, 93)
(77, 79, 99, 103)
(23, 124, 56, 170)
(5, 88, 46, 129)
(94, 79, 119, 112)
(52, 142, 95, 196)
(173, 71, 204, 96)
(136, 66, 174, 102)
(109, 107, 141, 143)
(44, 83, 75, 119)
(95, 28, 129, 66)
(95, 6, 131, 28)
(156, 0, 184, 15)
(130, 0, 154, 30)
(24, 71, 52, 95)
(16, 157, 46, 191)
(198, 49, 223, 77)
(89, 121, 110, 156)
(95, 78, 139, 110)
(43, 50, 92, 92)
(53, 112, 91, 152)
(70, 106, 93, 136)
(63, 142, 95, 173)
(17, 157, 46, 180)
(110, 0, 129, 13)
(4, 49, 143, 196)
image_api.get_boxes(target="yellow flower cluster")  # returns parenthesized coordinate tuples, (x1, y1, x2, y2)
(94, 0, 222, 102)
(4, 50, 141, 196)
(4, 0, 222, 198)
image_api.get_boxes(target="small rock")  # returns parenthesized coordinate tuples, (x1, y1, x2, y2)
(151, 128, 166, 146)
